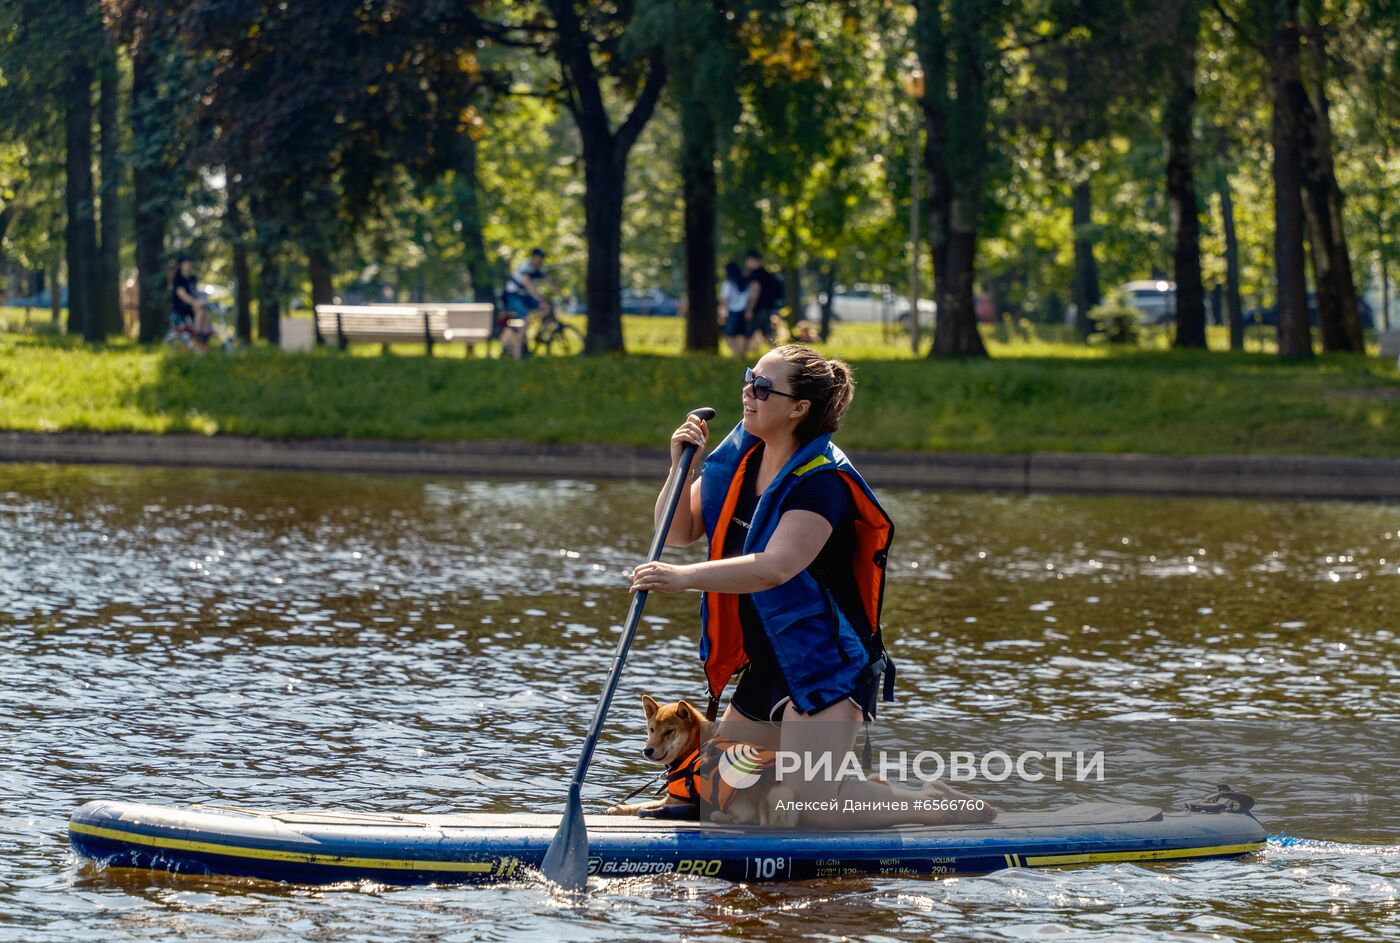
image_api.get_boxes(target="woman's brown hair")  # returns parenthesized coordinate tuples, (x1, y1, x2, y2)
(772, 343, 855, 444)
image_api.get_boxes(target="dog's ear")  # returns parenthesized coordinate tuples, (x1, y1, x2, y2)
(642, 694, 660, 720)
(676, 699, 699, 722)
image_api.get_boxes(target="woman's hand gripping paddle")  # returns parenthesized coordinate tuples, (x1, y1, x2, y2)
(539, 407, 716, 892)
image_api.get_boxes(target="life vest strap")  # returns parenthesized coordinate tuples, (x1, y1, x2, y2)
(858, 651, 896, 705)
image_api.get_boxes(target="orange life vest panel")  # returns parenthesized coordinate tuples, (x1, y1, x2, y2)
(665, 740, 778, 812)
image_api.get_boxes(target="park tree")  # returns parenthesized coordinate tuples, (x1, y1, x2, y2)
(914, 0, 997, 358)
(720, 3, 895, 339)
(177, 0, 506, 340)
(1220, 0, 1312, 359)
(535, 1, 666, 353)
(106, 0, 192, 342)
(1219, 0, 1368, 359)
(1296, 0, 1363, 351)
(1346, 0, 1400, 330)
(96, 30, 120, 336)
(649, 0, 740, 352)
(61, 0, 101, 342)
(1165, 0, 1207, 348)
(1194, 10, 1278, 349)
(1, 0, 110, 339)
(1013, 0, 1166, 340)
(1197, 33, 1254, 350)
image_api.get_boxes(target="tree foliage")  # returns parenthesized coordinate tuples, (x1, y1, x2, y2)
(0, 0, 1397, 363)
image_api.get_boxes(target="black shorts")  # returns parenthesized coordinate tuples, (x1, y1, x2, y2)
(730, 661, 878, 724)
(753, 306, 778, 340)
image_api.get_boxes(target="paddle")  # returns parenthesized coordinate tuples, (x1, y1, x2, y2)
(539, 406, 716, 891)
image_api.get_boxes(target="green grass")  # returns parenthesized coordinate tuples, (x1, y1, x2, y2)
(1, 310, 1397, 457)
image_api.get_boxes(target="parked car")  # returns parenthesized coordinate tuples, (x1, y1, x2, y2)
(807, 284, 935, 326)
(819, 284, 889, 323)
(621, 289, 681, 316)
(571, 289, 681, 316)
(1243, 293, 1374, 330)
(1118, 280, 1177, 325)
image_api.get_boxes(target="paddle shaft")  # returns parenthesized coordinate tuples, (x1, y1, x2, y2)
(541, 406, 714, 889)
(564, 421, 708, 787)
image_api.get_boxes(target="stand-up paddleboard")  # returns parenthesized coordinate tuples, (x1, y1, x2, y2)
(69, 800, 1266, 885)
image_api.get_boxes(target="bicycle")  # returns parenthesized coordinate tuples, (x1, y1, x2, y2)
(164, 298, 242, 353)
(530, 299, 584, 356)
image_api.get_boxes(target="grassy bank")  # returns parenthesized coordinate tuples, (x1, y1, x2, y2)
(1, 313, 1397, 457)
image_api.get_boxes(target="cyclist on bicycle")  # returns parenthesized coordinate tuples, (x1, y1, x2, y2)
(170, 253, 212, 348)
(500, 248, 556, 357)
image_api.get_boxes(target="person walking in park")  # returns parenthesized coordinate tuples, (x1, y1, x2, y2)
(720, 261, 756, 360)
(744, 250, 782, 354)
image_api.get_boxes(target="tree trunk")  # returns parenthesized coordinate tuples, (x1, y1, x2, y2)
(50, 248, 63, 326)
(1298, 127, 1352, 350)
(1298, 38, 1362, 352)
(934, 228, 987, 356)
(818, 261, 836, 340)
(98, 35, 122, 336)
(131, 39, 169, 344)
(254, 201, 283, 346)
(917, 1, 952, 325)
(0, 205, 15, 296)
(928, 6, 988, 359)
(452, 133, 494, 304)
(1071, 179, 1101, 339)
(1166, 0, 1205, 349)
(1217, 165, 1245, 351)
(65, 59, 102, 341)
(1267, 11, 1312, 361)
(308, 248, 334, 308)
(549, 1, 666, 354)
(680, 103, 719, 352)
(257, 243, 282, 346)
(225, 179, 253, 342)
(782, 264, 801, 331)
(1381, 211, 1392, 331)
(580, 144, 626, 353)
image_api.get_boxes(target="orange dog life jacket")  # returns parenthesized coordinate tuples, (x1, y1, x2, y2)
(665, 739, 778, 813)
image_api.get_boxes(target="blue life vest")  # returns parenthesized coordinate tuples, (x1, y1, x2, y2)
(698, 423, 894, 715)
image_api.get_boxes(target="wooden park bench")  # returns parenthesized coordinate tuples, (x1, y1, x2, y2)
(313, 303, 495, 355)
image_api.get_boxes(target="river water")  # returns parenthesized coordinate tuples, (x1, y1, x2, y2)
(1, 464, 1397, 942)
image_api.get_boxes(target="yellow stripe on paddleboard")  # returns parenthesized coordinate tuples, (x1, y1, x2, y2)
(1023, 841, 1265, 868)
(69, 821, 496, 873)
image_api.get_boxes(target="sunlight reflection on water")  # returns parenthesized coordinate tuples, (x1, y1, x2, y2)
(1, 464, 1397, 942)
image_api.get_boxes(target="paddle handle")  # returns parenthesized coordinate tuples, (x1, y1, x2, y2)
(566, 407, 715, 785)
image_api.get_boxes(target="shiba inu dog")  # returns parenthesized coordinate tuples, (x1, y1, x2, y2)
(604, 695, 797, 827)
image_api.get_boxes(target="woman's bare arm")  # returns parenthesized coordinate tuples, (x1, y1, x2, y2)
(631, 509, 831, 593)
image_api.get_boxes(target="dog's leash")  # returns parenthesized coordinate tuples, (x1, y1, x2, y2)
(618, 769, 667, 804)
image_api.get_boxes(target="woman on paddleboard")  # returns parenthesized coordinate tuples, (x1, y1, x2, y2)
(631, 345, 995, 826)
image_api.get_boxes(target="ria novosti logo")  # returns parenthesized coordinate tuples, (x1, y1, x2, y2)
(716, 743, 767, 790)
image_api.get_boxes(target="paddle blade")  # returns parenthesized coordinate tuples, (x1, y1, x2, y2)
(539, 788, 589, 892)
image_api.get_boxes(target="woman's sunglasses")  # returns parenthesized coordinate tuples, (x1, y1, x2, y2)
(744, 367, 800, 401)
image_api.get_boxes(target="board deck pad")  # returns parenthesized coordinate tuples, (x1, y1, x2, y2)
(69, 799, 1267, 885)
